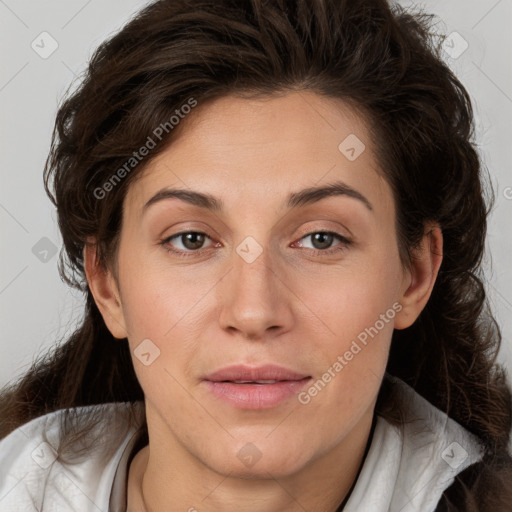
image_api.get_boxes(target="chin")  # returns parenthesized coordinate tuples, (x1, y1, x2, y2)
(205, 440, 313, 480)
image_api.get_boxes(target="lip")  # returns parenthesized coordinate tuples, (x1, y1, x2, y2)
(202, 364, 312, 409)
(204, 364, 310, 382)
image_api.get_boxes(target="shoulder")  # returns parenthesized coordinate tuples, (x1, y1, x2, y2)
(344, 374, 485, 512)
(385, 374, 485, 510)
(0, 401, 144, 512)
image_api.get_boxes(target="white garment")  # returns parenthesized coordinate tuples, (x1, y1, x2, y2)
(0, 375, 484, 511)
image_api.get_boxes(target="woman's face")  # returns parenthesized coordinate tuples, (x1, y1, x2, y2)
(98, 91, 420, 478)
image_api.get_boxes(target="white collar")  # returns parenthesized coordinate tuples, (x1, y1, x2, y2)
(343, 375, 484, 511)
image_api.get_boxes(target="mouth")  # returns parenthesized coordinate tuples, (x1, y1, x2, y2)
(223, 379, 288, 384)
(202, 364, 312, 409)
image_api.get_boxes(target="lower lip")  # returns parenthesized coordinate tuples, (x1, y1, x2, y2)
(203, 378, 312, 409)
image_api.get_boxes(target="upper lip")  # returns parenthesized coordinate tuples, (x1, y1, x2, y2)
(204, 364, 310, 382)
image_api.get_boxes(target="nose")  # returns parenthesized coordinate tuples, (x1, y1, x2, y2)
(217, 241, 293, 340)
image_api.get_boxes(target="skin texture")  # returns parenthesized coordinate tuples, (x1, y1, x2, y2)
(85, 91, 443, 512)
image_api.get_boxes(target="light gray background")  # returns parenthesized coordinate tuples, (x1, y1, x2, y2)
(1, 0, 511, 390)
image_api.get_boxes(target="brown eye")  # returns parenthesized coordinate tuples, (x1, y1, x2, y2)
(296, 231, 350, 252)
(310, 232, 335, 250)
(162, 231, 215, 254)
(179, 232, 206, 250)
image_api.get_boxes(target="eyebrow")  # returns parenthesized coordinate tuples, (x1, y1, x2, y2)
(142, 180, 373, 214)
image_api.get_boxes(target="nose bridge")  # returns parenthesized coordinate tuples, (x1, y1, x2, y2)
(217, 234, 289, 337)
(232, 235, 277, 306)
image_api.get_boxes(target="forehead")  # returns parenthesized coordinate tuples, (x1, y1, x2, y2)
(157, 91, 373, 162)
(124, 91, 391, 217)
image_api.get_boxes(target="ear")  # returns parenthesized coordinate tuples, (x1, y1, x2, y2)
(394, 222, 443, 330)
(83, 240, 128, 339)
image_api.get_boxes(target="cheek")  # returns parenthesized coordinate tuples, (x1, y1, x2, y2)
(118, 252, 204, 339)
(300, 249, 401, 341)
(118, 270, 200, 402)
(298, 242, 402, 399)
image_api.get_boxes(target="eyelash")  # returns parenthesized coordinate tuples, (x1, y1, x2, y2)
(159, 230, 352, 258)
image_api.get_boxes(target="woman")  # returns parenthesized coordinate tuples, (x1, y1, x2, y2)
(0, 0, 511, 510)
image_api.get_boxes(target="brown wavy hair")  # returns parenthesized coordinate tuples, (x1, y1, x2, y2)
(1, 0, 511, 509)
